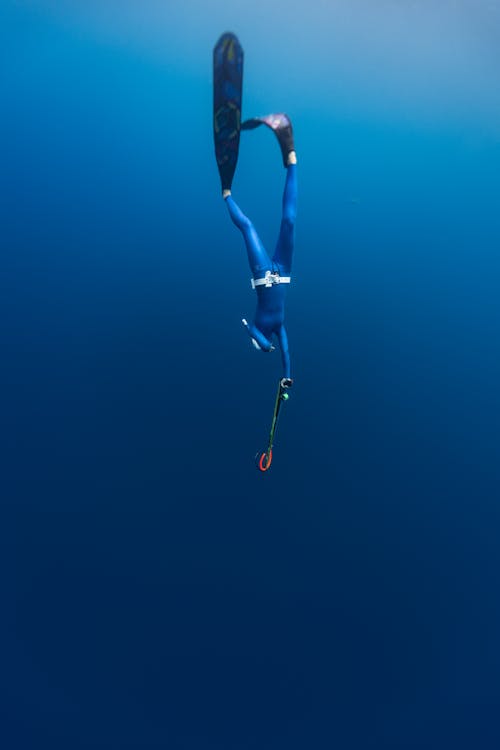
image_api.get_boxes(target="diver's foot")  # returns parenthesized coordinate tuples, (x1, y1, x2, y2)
(222, 189, 231, 199)
(280, 377, 293, 389)
(241, 113, 295, 168)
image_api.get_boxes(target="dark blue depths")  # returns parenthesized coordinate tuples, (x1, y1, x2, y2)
(2, 4, 500, 749)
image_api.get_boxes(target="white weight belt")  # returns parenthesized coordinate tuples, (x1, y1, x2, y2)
(251, 270, 291, 289)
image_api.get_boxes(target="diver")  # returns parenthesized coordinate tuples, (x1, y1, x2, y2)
(222, 113, 297, 389)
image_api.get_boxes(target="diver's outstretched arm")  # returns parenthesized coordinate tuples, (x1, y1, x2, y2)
(277, 325, 291, 380)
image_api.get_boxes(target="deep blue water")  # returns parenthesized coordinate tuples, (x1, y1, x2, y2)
(3, 2, 500, 748)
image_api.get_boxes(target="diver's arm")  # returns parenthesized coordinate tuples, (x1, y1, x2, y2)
(277, 326, 291, 380)
(242, 319, 274, 352)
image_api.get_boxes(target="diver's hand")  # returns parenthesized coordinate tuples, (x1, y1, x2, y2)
(280, 378, 293, 389)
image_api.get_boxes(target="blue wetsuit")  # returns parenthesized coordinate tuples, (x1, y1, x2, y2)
(225, 163, 297, 379)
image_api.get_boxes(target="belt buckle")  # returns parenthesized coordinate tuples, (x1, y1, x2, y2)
(265, 271, 279, 287)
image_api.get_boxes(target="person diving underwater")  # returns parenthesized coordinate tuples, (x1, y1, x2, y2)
(213, 32, 296, 470)
(222, 113, 297, 389)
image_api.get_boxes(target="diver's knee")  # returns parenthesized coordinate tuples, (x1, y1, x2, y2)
(240, 214, 253, 231)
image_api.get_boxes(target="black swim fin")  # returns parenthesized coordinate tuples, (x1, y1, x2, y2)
(213, 33, 244, 192)
(241, 113, 295, 167)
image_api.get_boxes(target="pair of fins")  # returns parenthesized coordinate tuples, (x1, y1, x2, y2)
(213, 32, 295, 192)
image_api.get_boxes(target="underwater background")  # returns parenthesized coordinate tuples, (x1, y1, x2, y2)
(3, 1, 500, 747)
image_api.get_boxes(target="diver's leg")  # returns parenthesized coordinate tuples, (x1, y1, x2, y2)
(224, 194, 271, 277)
(273, 162, 297, 276)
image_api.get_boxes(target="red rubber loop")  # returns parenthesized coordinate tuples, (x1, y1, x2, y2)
(258, 449, 273, 472)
